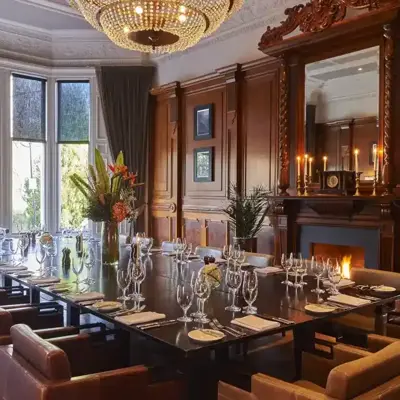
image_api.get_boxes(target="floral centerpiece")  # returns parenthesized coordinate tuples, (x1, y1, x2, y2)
(70, 149, 143, 265)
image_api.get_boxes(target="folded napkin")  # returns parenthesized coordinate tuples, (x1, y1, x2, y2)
(231, 315, 280, 332)
(28, 277, 60, 285)
(66, 291, 105, 303)
(0, 266, 28, 273)
(255, 267, 282, 275)
(323, 279, 355, 289)
(215, 258, 227, 264)
(328, 293, 371, 306)
(115, 311, 166, 326)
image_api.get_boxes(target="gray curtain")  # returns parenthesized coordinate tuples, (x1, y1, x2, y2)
(96, 65, 156, 232)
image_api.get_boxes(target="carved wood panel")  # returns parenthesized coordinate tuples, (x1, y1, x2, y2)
(183, 219, 202, 247)
(152, 216, 171, 245)
(207, 220, 227, 248)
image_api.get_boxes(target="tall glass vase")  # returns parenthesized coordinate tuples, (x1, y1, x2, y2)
(102, 221, 119, 266)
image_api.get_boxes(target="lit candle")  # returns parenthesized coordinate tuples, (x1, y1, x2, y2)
(378, 149, 383, 180)
(296, 156, 301, 178)
(354, 149, 359, 173)
(323, 156, 327, 172)
(309, 157, 313, 179)
(304, 154, 308, 180)
(373, 146, 378, 173)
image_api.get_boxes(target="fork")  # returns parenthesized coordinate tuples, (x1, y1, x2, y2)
(212, 318, 245, 337)
(209, 321, 240, 338)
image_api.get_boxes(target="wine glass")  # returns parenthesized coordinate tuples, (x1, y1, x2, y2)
(117, 268, 132, 301)
(281, 254, 293, 286)
(45, 239, 58, 270)
(35, 246, 47, 275)
(225, 263, 242, 312)
(236, 250, 246, 266)
(190, 270, 203, 319)
(223, 245, 232, 265)
(311, 256, 326, 294)
(0, 228, 6, 256)
(72, 256, 84, 284)
(327, 258, 342, 295)
(131, 260, 146, 301)
(19, 234, 30, 262)
(176, 282, 194, 322)
(293, 254, 303, 289)
(181, 243, 192, 264)
(298, 258, 308, 286)
(83, 246, 96, 284)
(242, 270, 258, 314)
(193, 272, 211, 323)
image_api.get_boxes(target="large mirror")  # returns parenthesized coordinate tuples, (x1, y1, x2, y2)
(305, 46, 379, 182)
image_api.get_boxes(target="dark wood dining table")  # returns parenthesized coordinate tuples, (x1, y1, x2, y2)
(1, 238, 399, 397)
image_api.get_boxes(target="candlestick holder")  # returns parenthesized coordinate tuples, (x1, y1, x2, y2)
(354, 172, 362, 197)
(303, 175, 309, 196)
(296, 175, 302, 196)
(371, 170, 378, 196)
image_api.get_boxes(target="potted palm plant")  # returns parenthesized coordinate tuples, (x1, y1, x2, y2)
(223, 184, 271, 252)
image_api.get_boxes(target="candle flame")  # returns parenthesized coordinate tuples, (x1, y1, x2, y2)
(304, 154, 309, 159)
(309, 157, 313, 162)
(323, 156, 327, 161)
(297, 156, 301, 161)
(341, 255, 352, 279)
(354, 149, 359, 155)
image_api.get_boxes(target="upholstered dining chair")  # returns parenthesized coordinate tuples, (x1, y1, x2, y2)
(0, 324, 185, 400)
(0, 285, 30, 305)
(244, 252, 275, 268)
(195, 246, 223, 259)
(161, 241, 175, 252)
(218, 340, 400, 399)
(0, 302, 64, 345)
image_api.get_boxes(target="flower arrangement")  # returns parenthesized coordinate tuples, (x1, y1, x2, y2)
(70, 148, 144, 224)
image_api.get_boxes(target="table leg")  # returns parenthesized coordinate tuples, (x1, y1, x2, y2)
(375, 305, 387, 335)
(30, 287, 40, 304)
(293, 325, 315, 380)
(66, 304, 80, 326)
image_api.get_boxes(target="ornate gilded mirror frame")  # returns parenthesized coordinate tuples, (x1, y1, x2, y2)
(259, 0, 400, 196)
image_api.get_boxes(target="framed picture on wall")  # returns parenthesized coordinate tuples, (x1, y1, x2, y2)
(194, 104, 213, 140)
(194, 147, 214, 182)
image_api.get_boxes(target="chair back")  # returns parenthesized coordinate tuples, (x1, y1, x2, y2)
(161, 241, 175, 252)
(244, 252, 274, 268)
(195, 246, 222, 259)
(350, 268, 400, 289)
(326, 341, 400, 399)
(0, 308, 12, 335)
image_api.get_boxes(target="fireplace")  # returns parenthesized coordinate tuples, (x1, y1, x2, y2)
(300, 225, 379, 269)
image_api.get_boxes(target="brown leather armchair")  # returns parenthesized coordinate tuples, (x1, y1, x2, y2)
(0, 285, 30, 305)
(219, 340, 400, 399)
(0, 302, 64, 344)
(0, 324, 184, 400)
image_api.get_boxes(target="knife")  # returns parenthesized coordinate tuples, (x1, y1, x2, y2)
(256, 313, 295, 325)
(138, 320, 177, 330)
(354, 294, 380, 301)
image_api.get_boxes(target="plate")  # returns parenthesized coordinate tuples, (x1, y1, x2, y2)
(305, 304, 336, 314)
(372, 286, 396, 293)
(92, 301, 122, 313)
(188, 329, 225, 343)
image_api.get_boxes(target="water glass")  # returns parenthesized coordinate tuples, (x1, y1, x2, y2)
(225, 263, 242, 312)
(72, 257, 84, 284)
(223, 245, 232, 265)
(293, 254, 303, 289)
(327, 258, 342, 295)
(117, 268, 132, 301)
(131, 260, 146, 301)
(45, 239, 58, 269)
(242, 270, 258, 314)
(0, 228, 6, 255)
(190, 271, 203, 319)
(311, 256, 325, 294)
(177, 283, 194, 322)
(194, 272, 211, 323)
(281, 253, 293, 286)
(35, 246, 47, 275)
(84, 246, 96, 284)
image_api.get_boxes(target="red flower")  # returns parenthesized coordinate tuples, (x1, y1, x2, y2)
(123, 172, 137, 183)
(112, 202, 128, 223)
(108, 164, 128, 176)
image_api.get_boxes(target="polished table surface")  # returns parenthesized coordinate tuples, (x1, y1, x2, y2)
(1, 239, 399, 357)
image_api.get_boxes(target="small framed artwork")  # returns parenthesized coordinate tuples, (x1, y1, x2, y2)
(194, 147, 214, 182)
(194, 104, 213, 140)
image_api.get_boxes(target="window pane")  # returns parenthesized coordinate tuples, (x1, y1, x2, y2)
(12, 142, 44, 232)
(60, 144, 89, 229)
(58, 81, 90, 143)
(12, 75, 46, 141)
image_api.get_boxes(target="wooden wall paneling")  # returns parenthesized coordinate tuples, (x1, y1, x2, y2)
(183, 218, 202, 247)
(206, 219, 228, 248)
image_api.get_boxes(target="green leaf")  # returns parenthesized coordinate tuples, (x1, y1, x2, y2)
(95, 148, 110, 193)
(115, 151, 124, 167)
(70, 174, 91, 199)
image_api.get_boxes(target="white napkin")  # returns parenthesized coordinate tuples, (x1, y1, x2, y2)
(215, 258, 227, 264)
(231, 315, 280, 332)
(323, 279, 355, 288)
(115, 311, 166, 326)
(66, 291, 105, 303)
(328, 293, 371, 306)
(28, 277, 60, 285)
(255, 267, 282, 275)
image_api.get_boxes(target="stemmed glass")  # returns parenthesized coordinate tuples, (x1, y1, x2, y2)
(19, 234, 30, 263)
(225, 263, 243, 312)
(298, 258, 308, 286)
(231, 243, 241, 267)
(72, 256, 84, 284)
(177, 282, 194, 322)
(131, 260, 146, 301)
(45, 239, 58, 270)
(35, 246, 47, 275)
(181, 243, 192, 264)
(242, 269, 258, 314)
(281, 253, 293, 286)
(190, 271, 202, 319)
(0, 228, 6, 256)
(327, 258, 342, 295)
(223, 245, 232, 266)
(117, 268, 132, 301)
(293, 254, 303, 289)
(236, 250, 246, 266)
(311, 256, 326, 294)
(193, 272, 211, 323)
(83, 246, 96, 285)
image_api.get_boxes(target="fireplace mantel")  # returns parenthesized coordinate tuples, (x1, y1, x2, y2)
(269, 195, 395, 271)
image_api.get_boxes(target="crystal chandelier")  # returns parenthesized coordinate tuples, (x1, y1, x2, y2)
(71, 0, 244, 54)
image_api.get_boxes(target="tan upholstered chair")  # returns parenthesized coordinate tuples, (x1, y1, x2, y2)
(219, 340, 400, 399)
(0, 302, 64, 345)
(195, 246, 223, 259)
(244, 252, 275, 268)
(0, 324, 184, 400)
(332, 269, 400, 336)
